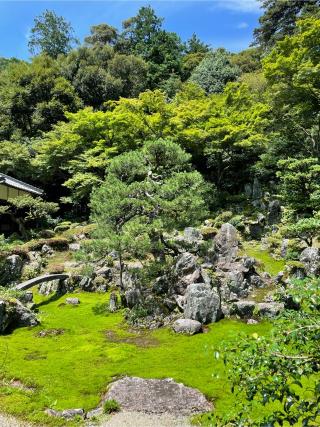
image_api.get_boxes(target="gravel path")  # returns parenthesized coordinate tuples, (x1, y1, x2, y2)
(96, 411, 192, 427)
(0, 411, 192, 427)
(0, 414, 34, 427)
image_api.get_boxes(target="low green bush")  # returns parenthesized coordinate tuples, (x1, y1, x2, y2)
(103, 399, 120, 414)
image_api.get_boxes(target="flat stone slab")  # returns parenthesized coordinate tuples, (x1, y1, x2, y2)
(104, 377, 212, 415)
(15, 274, 69, 291)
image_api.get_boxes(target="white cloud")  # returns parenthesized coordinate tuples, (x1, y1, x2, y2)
(212, 0, 260, 13)
(237, 21, 249, 29)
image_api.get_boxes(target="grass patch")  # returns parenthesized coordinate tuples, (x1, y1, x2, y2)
(0, 291, 271, 426)
(243, 241, 286, 276)
(103, 399, 120, 414)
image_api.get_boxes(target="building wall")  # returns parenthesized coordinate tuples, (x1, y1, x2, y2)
(0, 184, 28, 201)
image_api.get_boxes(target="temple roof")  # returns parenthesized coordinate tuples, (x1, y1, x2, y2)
(0, 173, 43, 196)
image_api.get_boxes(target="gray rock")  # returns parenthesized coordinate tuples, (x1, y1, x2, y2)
(104, 377, 212, 415)
(79, 276, 92, 291)
(41, 244, 53, 255)
(248, 222, 264, 240)
(175, 252, 198, 276)
(214, 223, 239, 262)
(252, 177, 263, 200)
(231, 300, 256, 318)
(0, 298, 38, 333)
(0, 254, 24, 285)
(250, 275, 264, 288)
(268, 200, 281, 225)
(95, 266, 112, 280)
(69, 243, 81, 251)
(175, 269, 202, 295)
(184, 227, 203, 242)
(109, 292, 118, 312)
(152, 276, 169, 295)
(86, 407, 103, 419)
(65, 297, 80, 305)
(172, 319, 202, 335)
(184, 283, 220, 324)
(45, 408, 84, 419)
(247, 318, 258, 325)
(280, 239, 289, 258)
(256, 302, 284, 319)
(38, 279, 60, 295)
(125, 288, 142, 308)
(299, 247, 320, 276)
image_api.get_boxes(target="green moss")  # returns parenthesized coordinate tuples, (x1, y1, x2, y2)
(0, 291, 271, 426)
(243, 242, 286, 276)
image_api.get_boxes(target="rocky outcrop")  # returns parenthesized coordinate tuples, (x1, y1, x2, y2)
(0, 298, 38, 333)
(172, 318, 202, 335)
(299, 247, 320, 276)
(214, 223, 239, 262)
(268, 200, 281, 225)
(184, 283, 220, 324)
(0, 254, 24, 286)
(256, 302, 284, 319)
(104, 377, 212, 415)
(173, 252, 202, 295)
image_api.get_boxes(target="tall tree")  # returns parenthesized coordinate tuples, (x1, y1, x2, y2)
(85, 23, 118, 46)
(185, 33, 210, 54)
(263, 17, 320, 158)
(28, 10, 78, 58)
(190, 49, 240, 94)
(90, 139, 210, 291)
(253, 0, 320, 49)
(118, 6, 184, 88)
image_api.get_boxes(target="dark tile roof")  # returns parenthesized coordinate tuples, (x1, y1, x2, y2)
(0, 173, 43, 196)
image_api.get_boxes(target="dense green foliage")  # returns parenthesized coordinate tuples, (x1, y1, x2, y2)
(28, 9, 78, 58)
(0, 3, 320, 426)
(1, 7, 319, 222)
(214, 279, 320, 426)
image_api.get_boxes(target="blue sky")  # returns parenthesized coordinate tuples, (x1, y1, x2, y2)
(0, 0, 262, 59)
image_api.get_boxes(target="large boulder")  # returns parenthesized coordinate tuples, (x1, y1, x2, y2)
(231, 300, 256, 318)
(268, 200, 281, 225)
(174, 252, 198, 276)
(173, 252, 202, 295)
(170, 227, 204, 253)
(0, 299, 38, 333)
(0, 254, 24, 285)
(299, 247, 320, 276)
(214, 223, 239, 262)
(172, 318, 202, 335)
(125, 287, 142, 308)
(216, 261, 252, 300)
(184, 283, 220, 324)
(104, 377, 212, 415)
(256, 302, 284, 319)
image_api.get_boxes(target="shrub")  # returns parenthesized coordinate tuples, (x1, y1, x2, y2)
(26, 238, 70, 251)
(213, 211, 233, 227)
(48, 264, 65, 274)
(103, 399, 120, 414)
(54, 221, 73, 233)
(229, 215, 245, 232)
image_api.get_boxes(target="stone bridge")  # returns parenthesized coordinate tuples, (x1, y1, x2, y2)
(14, 274, 69, 291)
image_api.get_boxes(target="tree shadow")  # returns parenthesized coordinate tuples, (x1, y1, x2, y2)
(35, 289, 66, 309)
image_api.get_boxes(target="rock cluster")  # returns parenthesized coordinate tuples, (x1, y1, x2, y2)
(0, 298, 38, 333)
(118, 223, 273, 331)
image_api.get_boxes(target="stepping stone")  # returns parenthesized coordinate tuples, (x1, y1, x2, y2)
(104, 377, 212, 415)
